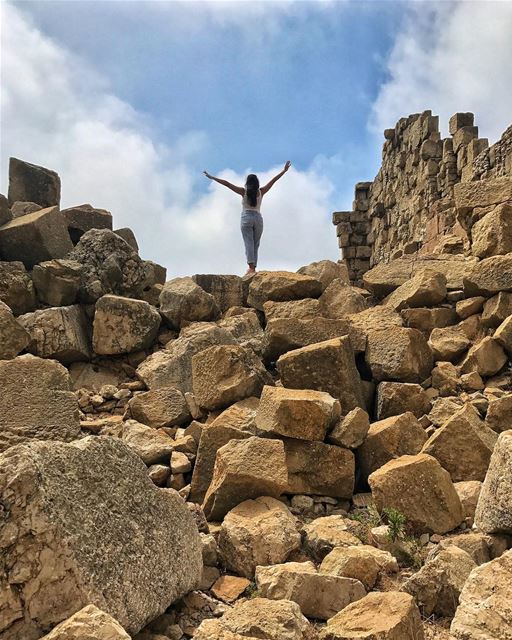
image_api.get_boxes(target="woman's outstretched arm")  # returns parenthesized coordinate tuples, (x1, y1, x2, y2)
(203, 171, 244, 195)
(260, 160, 291, 195)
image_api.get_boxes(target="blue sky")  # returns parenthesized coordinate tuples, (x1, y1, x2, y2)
(2, 1, 512, 275)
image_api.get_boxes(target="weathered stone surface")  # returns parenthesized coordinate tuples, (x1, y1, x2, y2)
(61, 204, 113, 243)
(319, 591, 424, 640)
(256, 386, 340, 441)
(32, 259, 83, 306)
(203, 436, 288, 520)
(113, 227, 138, 251)
(18, 305, 91, 364)
(0, 193, 12, 226)
(460, 336, 507, 377)
(127, 387, 190, 429)
(401, 307, 457, 333)
(255, 562, 365, 621)
(366, 327, 433, 383)
(8, 157, 60, 207)
(494, 314, 512, 354)
(159, 277, 218, 329)
(40, 605, 130, 640)
(302, 516, 362, 561)
(68, 361, 124, 392)
(347, 306, 403, 351)
(430, 531, 492, 566)
(115, 419, 175, 465)
(320, 545, 398, 590)
(464, 253, 512, 297)
(10, 201, 42, 217)
(0, 261, 36, 315)
(454, 176, 512, 210)
(68, 229, 152, 302)
(0, 437, 202, 639)
(454, 482, 483, 525)
(376, 382, 431, 420)
(359, 412, 428, 479)
(0, 206, 73, 268)
(428, 326, 471, 361)
(383, 269, 447, 310)
(402, 547, 476, 617)
(451, 549, 512, 640)
(369, 454, 464, 534)
(432, 361, 460, 395)
(218, 497, 301, 578)
(320, 280, 368, 318)
(486, 395, 512, 432)
(298, 259, 350, 289)
(93, 295, 160, 355)
(472, 204, 512, 258)
(474, 431, 512, 534)
(428, 396, 464, 427)
(192, 274, 245, 312)
(284, 439, 354, 498)
(277, 337, 364, 413)
(137, 324, 236, 392)
(421, 404, 497, 482)
(192, 344, 272, 411)
(248, 271, 322, 310)
(481, 291, 512, 327)
(456, 295, 486, 319)
(194, 597, 317, 640)
(262, 317, 351, 362)
(218, 310, 263, 348)
(263, 298, 322, 321)
(328, 407, 369, 449)
(0, 300, 30, 359)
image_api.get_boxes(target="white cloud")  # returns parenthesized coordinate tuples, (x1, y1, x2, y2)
(0, 2, 339, 277)
(371, 1, 512, 143)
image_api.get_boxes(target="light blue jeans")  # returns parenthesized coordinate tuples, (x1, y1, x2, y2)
(241, 210, 264, 266)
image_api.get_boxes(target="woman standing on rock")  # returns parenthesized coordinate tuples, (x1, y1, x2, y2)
(203, 161, 291, 276)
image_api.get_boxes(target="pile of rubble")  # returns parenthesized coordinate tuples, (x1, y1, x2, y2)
(1, 153, 512, 640)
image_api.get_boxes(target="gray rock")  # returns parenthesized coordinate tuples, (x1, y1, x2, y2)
(0, 261, 36, 315)
(7, 157, 61, 207)
(61, 203, 113, 243)
(114, 227, 139, 251)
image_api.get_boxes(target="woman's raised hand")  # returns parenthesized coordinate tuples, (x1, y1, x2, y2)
(203, 170, 212, 179)
(284, 160, 291, 172)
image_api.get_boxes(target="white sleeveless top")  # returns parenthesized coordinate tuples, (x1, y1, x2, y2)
(242, 188, 262, 213)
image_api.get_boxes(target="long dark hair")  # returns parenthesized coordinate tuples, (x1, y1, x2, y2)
(245, 174, 260, 207)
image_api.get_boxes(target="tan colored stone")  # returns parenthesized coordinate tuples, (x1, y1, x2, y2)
(486, 394, 512, 432)
(263, 298, 322, 321)
(32, 259, 83, 307)
(464, 253, 512, 297)
(127, 387, 190, 429)
(454, 481, 483, 525)
(298, 259, 350, 289)
(159, 276, 218, 329)
(494, 314, 512, 354)
(428, 396, 464, 427)
(328, 407, 369, 449)
(0, 300, 29, 359)
(369, 454, 464, 534)
(428, 326, 470, 362)
(431, 361, 459, 395)
(431, 532, 492, 565)
(456, 296, 485, 319)
(320, 545, 398, 590)
(117, 420, 175, 465)
(40, 605, 130, 640)
(400, 307, 457, 333)
(376, 382, 431, 419)
(472, 203, 512, 258)
(383, 269, 447, 310)
(320, 280, 368, 318)
(210, 576, 251, 603)
(366, 327, 433, 383)
(218, 497, 301, 578)
(191, 274, 245, 312)
(0, 261, 36, 315)
(460, 336, 507, 377)
(247, 270, 322, 311)
(302, 516, 362, 561)
(454, 176, 512, 209)
(348, 306, 403, 351)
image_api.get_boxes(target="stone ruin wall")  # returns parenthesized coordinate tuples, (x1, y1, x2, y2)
(334, 111, 512, 285)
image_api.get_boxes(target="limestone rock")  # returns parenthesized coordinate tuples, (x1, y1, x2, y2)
(366, 327, 433, 383)
(481, 291, 512, 328)
(376, 382, 431, 420)
(358, 412, 428, 479)
(202, 436, 288, 520)
(369, 454, 464, 534)
(302, 516, 362, 561)
(40, 605, 130, 640)
(428, 395, 464, 427)
(159, 277, 218, 329)
(320, 280, 368, 318)
(194, 597, 317, 640)
(218, 497, 301, 578)
(401, 307, 457, 333)
(0, 261, 36, 315)
(192, 274, 245, 312)
(263, 298, 322, 321)
(471, 204, 512, 258)
(460, 336, 507, 377)
(474, 430, 512, 534)
(428, 326, 471, 362)
(464, 253, 512, 297)
(18, 305, 91, 364)
(116, 419, 175, 465)
(486, 395, 512, 432)
(0, 300, 30, 359)
(248, 271, 322, 310)
(255, 562, 365, 620)
(61, 203, 113, 243)
(114, 227, 139, 251)
(277, 337, 364, 413)
(68, 229, 152, 302)
(10, 200, 42, 217)
(319, 591, 424, 640)
(432, 361, 459, 395)
(421, 403, 497, 481)
(383, 269, 447, 310)
(454, 176, 512, 210)
(0, 206, 73, 268)
(218, 310, 263, 348)
(451, 549, 512, 640)
(93, 295, 160, 355)
(256, 385, 340, 441)
(347, 306, 403, 351)
(192, 344, 272, 411)
(0, 437, 202, 638)
(127, 387, 190, 429)
(455, 481, 483, 527)
(298, 259, 350, 289)
(8, 157, 60, 207)
(320, 545, 398, 590)
(32, 259, 83, 306)
(456, 296, 485, 319)
(328, 407, 370, 449)
(430, 531, 492, 566)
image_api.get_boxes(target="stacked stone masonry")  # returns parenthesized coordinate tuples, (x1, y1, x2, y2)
(334, 111, 512, 285)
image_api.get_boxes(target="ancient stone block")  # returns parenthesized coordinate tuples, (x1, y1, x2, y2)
(320, 545, 398, 590)
(320, 280, 368, 317)
(32, 259, 83, 306)
(0, 300, 30, 359)
(297, 259, 350, 289)
(366, 327, 433, 383)
(376, 382, 431, 420)
(472, 203, 512, 258)
(127, 387, 190, 429)
(247, 270, 322, 310)
(328, 407, 370, 449)
(61, 203, 112, 244)
(40, 605, 130, 640)
(160, 277, 219, 328)
(0, 261, 37, 315)
(8, 157, 61, 207)
(192, 274, 245, 311)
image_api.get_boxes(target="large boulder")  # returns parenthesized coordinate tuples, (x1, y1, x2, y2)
(428, 325, 471, 362)
(7, 157, 60, 207)
(127, 387, 190, 429)
(319, 280, 368, 318)
(0, 437, 202, 638)
(32, 259, 83, 306)
(0, 193, 12, 226)
(421, 403, 497, 482)
(202, 436, 288, 520)
(358, 413, 428, 480)
(192, 274, 245, 312)
(115, 419, 175, 465)
(319, 591, 424, 640)
(383, 269, 447, 310)
(460, 336, 507, 377)
(192, 344, 272, 411)
(328, 407, 370, 449)
(218, 497, 301, 578)
(0, 300, 30, 359)
(481, 291, 512, 327)
(61, 204, 113, 243)
(302, 516, 363, 561)
(369, 454, 464, 534)
(277, 337, 364, 414)
(18, 305, 91, 364)
(92, 295, 161, 355)
(159, 277, 218, 329)
(474, 430, 512, 534)
(464, 253, 512, 297)
(347, 306, 403, 351)
(320, 545, 398, 590)
(486, 394, 512, 432)
(454, 176, 512, 210)
(256, 385, 340, 441)
(248, 271, 322, 310)
(0, 355, 80, 453)
(376, 382, 431, 420)
(40, 605, 130, 640)
(68, 229, 152, 302)
(365, 327, 433, 383)
(263, 298, 322, 321)
(255, 562, 365, 621)
(0, 261, 36, 315)
(0, 206, 73, 268)
(298, 259, 350, 289)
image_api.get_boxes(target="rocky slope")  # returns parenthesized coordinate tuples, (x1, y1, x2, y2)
(1, 152, 512, 640)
